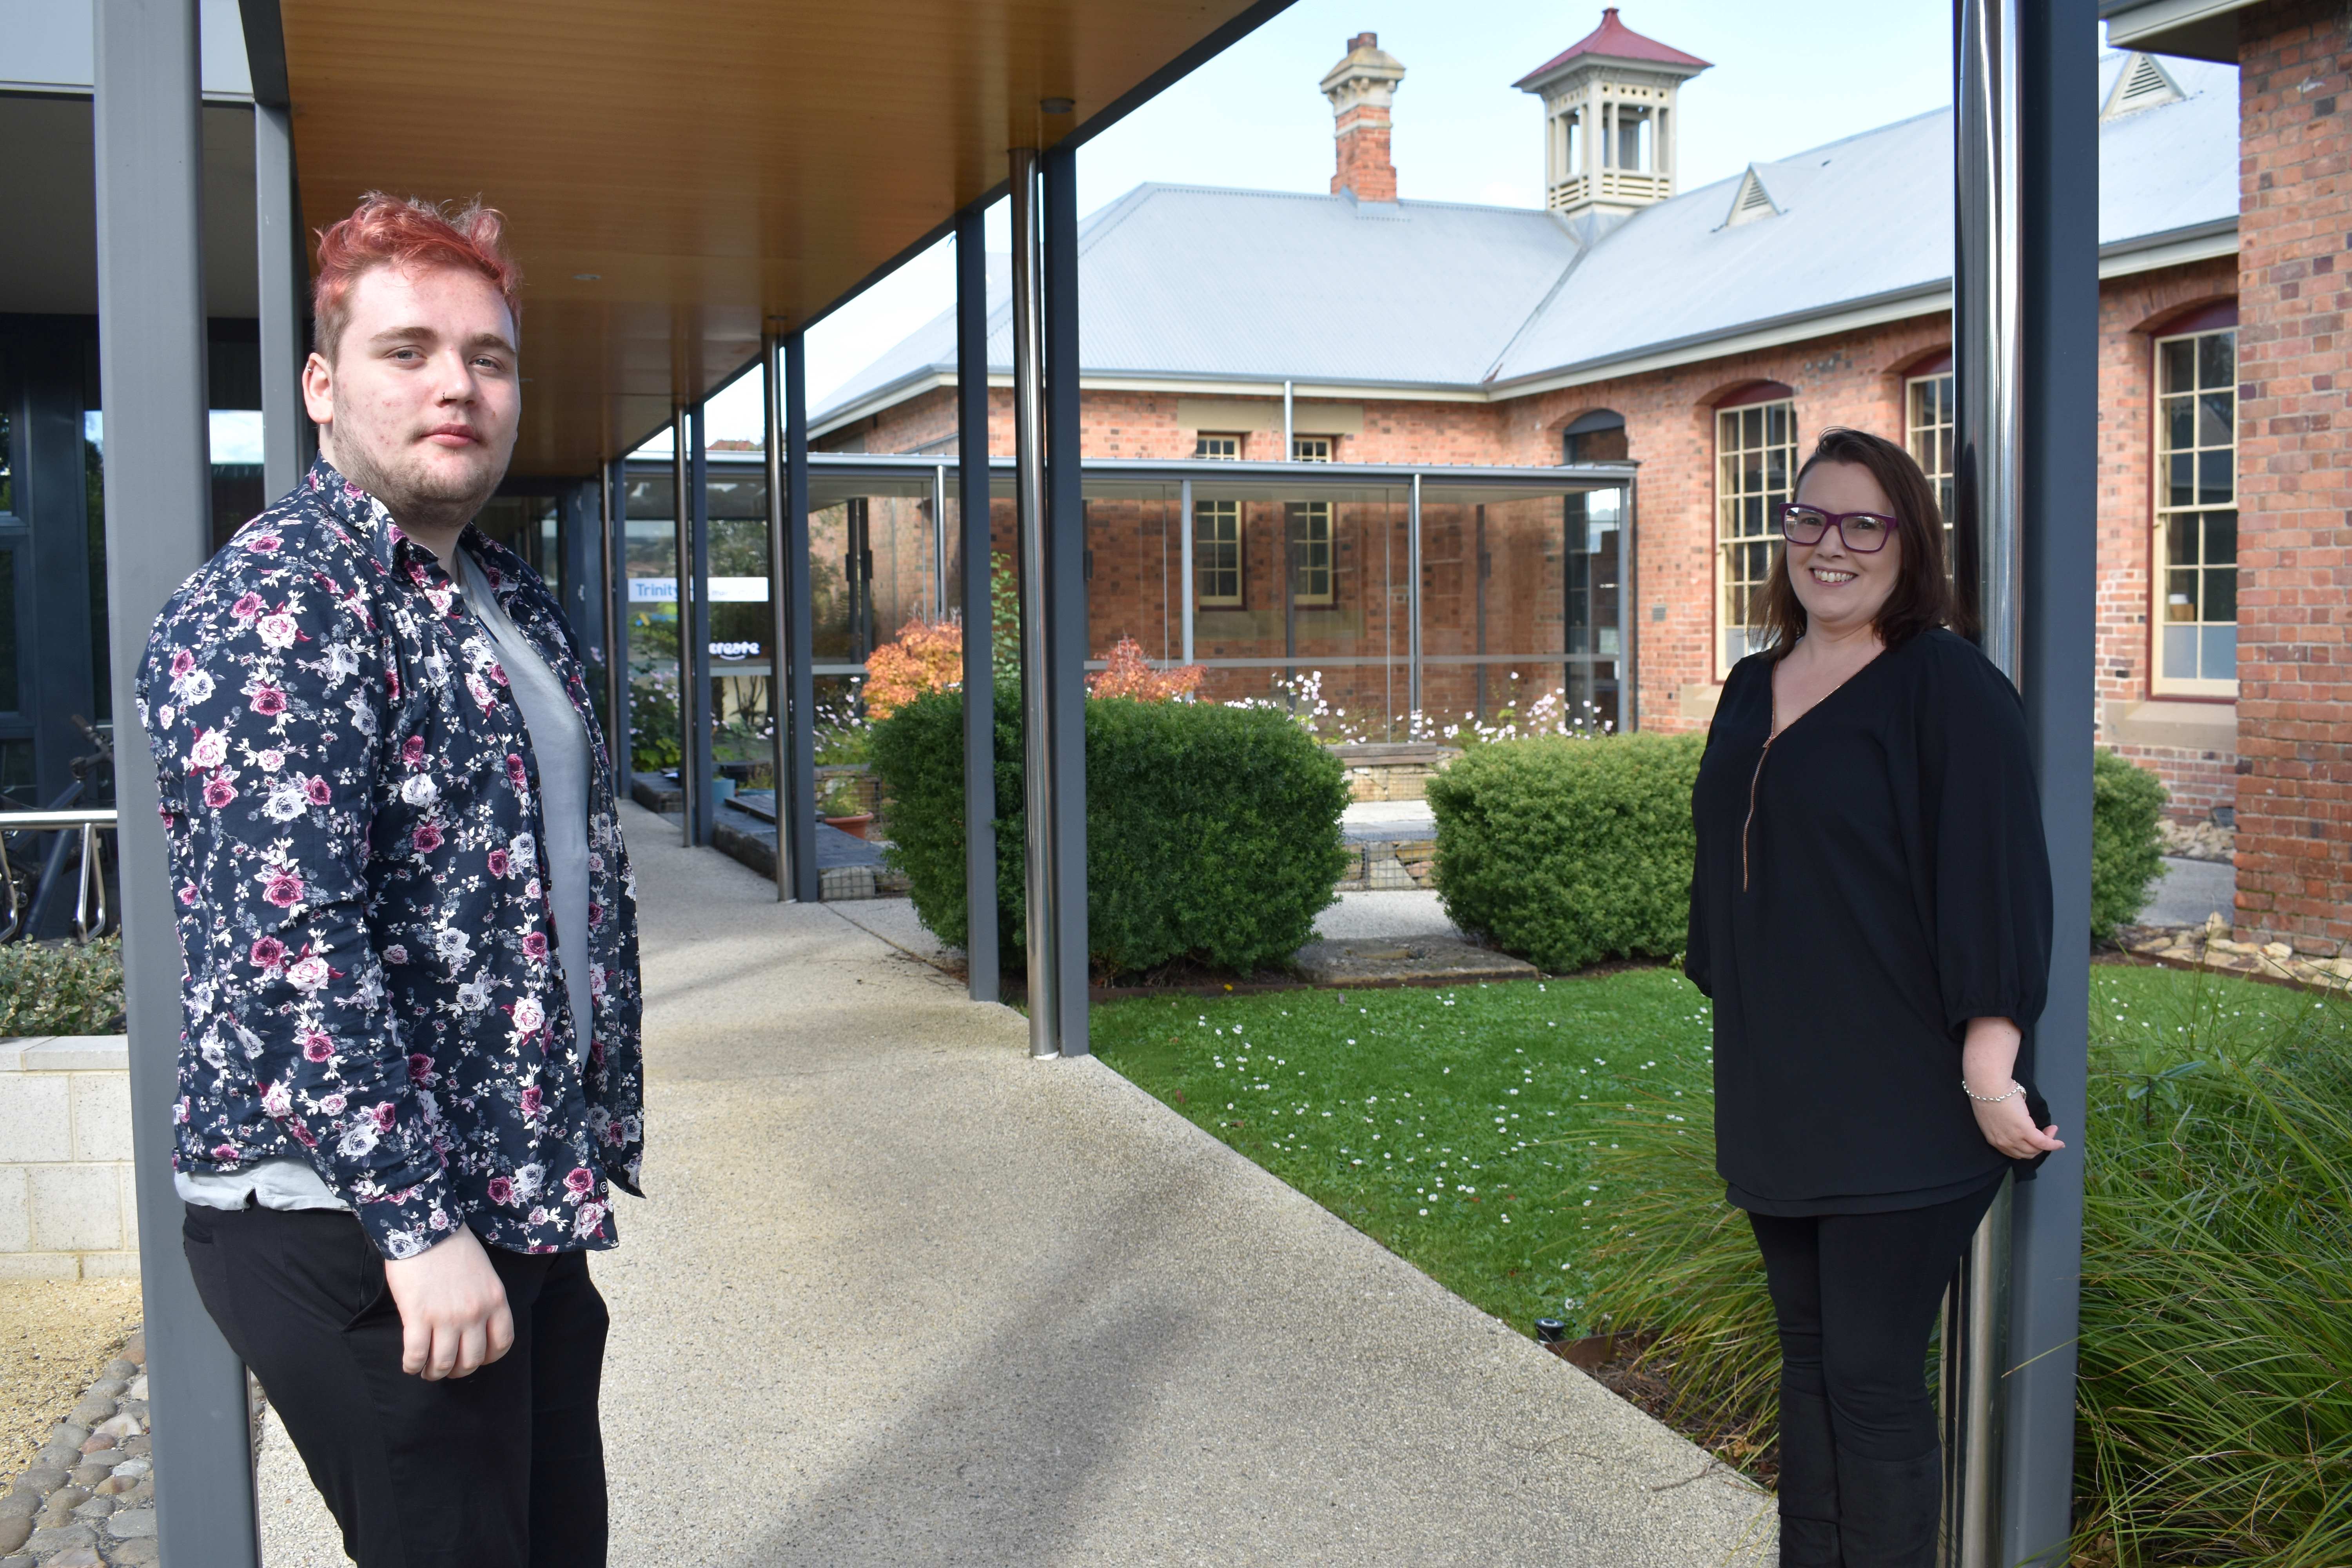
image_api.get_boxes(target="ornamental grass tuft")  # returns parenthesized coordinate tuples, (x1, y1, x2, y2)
(1586, 965, 2352, 1566)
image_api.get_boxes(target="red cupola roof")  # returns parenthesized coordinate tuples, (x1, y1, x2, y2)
(1514, 8, 1711, 88)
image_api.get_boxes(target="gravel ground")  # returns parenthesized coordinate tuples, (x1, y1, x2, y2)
(0, 1283, 141, 1479)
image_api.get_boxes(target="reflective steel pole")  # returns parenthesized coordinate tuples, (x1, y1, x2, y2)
(1947, 2, 2025, 1559)
(954, 206, 999, 999)
(1407, 472, 1424, 724)
(254, 102, 303, 497)
(1041, 139, 1089, 1058)
(94, 2, 261, 1559)
(1180, 477, 1195, 666)
(671, 405, 696, 847)
(606, 457, 631, 796)
(1009, 146, 1057, 1057)
(764, 329, 791, 900)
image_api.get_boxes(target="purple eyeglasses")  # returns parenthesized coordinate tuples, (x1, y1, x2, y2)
(1779, 503, 1896, 553)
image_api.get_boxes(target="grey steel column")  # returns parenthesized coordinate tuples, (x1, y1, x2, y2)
(670, 407, 695, 847)
(94, 3, 261, 1562)
(1621, 477, 1639, 732)
(932, 463, 949, 621)
(2005, 1, 2097, 1561)
(1008, 146, 1057, 1057)
(782, 333, 820, 901)
(606, 456, 631, 794)
(1407, 472, 1423, 724)
(1042, 140, 1089, 1058)
(1283, 379, 1294, 457)
(955, 205, 999, 999)
(1950, 2, 2094, 1564)
(763, 330, 791, 900)
(254, 102, 303, 496)
(1180, 478, 1195, 665)
(688, 401, 715, 846)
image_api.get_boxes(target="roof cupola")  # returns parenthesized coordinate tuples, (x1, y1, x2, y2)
(1515, 9, 1710, 219)
(1321, 32, 1407, 202)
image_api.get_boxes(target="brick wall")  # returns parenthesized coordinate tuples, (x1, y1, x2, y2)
(845, 266, 2241, 804)
(2235, 0, 2352, 955)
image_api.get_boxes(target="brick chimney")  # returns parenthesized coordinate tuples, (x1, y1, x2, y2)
(1320, 32, 1406, 202)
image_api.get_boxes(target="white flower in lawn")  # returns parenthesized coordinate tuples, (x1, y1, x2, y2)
(1419, 1208, 1429, 1216)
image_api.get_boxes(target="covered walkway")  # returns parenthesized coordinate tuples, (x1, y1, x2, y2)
(257, 804, 1771, 1564)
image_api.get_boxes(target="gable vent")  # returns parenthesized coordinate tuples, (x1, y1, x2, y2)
(1725, 167, 1779, 227)
(2103, 53, 2183, 119)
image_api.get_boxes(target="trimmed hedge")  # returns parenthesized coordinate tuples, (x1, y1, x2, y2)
(1430, 737, 2176, 971)
(1425, 733, 1705, 974)
(868, 690, 1352, 977)
(2090, 747, 2168, 939)
(0, 936, 125, 1036)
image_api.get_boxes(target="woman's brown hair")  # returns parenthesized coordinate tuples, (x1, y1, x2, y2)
(1760, 426, 1955, 659)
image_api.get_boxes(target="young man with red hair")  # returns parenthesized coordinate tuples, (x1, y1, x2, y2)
(134, 193, 641, 1566)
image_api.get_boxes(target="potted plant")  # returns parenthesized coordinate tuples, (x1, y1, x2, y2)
(819, 778, 875, 840)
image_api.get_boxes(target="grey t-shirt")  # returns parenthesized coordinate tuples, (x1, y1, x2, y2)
(179, 539, 595, 1216)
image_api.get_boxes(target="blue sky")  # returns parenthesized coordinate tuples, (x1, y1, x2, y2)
(680, 0, 1959, 447)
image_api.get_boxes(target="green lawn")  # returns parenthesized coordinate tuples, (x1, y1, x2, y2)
(1091, 961, 2325, 1342)
(1091, 966, 1718, 1336)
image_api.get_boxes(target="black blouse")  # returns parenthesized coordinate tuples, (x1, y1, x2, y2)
(1687, 629, 2055, 1216)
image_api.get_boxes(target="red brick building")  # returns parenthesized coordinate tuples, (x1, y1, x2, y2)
(821, 11, 2342, 952)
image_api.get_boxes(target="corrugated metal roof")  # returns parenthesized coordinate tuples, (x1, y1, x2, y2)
(815, 52, 2238, 427)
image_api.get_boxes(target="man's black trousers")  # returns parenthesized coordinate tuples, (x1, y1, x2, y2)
(183, 1203, 609, 1568)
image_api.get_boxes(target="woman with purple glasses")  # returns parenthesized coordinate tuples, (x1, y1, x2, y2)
(1685, 426, 2063, 1567)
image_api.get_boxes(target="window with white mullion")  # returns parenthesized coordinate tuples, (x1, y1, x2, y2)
(1194, 499, 1242, 607)
(1287, 501, 1333, 606)
(1905, 370, 1956, 554)
(1715, 399, 1797, 676)
(2152, 327, 2237, 694)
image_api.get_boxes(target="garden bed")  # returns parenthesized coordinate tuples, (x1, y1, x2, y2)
(1094, 962, 2350, 1566)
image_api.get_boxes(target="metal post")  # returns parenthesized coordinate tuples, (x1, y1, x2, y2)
(955, 205, 999, 1000)
(1407, 472, 1423, 724)
(1947, 0, 2023, 1553)
(689, 401, 714, 846)
(1179, 477, 1195, 666)
(1950, 2, 2094, 1564)
(1008, 145, 1057, 1058)
(2006, 1, 2096, 1561)
(1283, 378, 1294, 458)
(1622, 477, 1639, 733)
(932, 463, 949, 622)
(254, 101, 303, 497)
(94, 3, 261, 1562)
(670, 406, 695, 847)
(763, 329, 791, 900)
(1042, 138, 1089, 1058)
(606, 456, 630, 795)
(782, 333, 820, 902)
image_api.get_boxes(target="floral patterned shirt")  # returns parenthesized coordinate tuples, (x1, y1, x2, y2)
(137, 459, 643, 1261)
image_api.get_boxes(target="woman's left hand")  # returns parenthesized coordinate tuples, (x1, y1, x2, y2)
(1962, 1014, 2065, 1159)
(1969, 1092, 2063, 1159)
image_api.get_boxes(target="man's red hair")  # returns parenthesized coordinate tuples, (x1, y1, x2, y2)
(312, 193, 523, 362)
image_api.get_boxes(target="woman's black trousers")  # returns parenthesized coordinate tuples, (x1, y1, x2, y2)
(1746, 1174, 2003, 1568)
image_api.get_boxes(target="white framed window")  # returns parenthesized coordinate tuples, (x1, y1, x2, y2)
(2153, 325, 2237, 694)
(1292, 435, 1334, 462)
(1194, 433, 1241, 460)
(1195, 499, 1241, 606)
(1715, 397, 1797, 675)
(1287, 501, 1333, 606)
(1906, 369, 1955, 535)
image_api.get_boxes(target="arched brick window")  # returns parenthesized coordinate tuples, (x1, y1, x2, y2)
(2151, 302, 2238, 695)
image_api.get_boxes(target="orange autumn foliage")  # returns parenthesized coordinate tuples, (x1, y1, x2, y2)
(1087, 636, 1205, 702)
(863, 619, 963, 719)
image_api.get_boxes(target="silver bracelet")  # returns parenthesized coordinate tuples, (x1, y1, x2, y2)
(1962, 1078, 2022, 1104)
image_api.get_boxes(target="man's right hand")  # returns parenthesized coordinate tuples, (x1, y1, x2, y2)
(382, 1223, 514, 1380)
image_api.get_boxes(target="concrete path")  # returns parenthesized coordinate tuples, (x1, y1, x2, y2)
(2143, 854, 2235, 929)
(260, 803, 1774, 1566)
